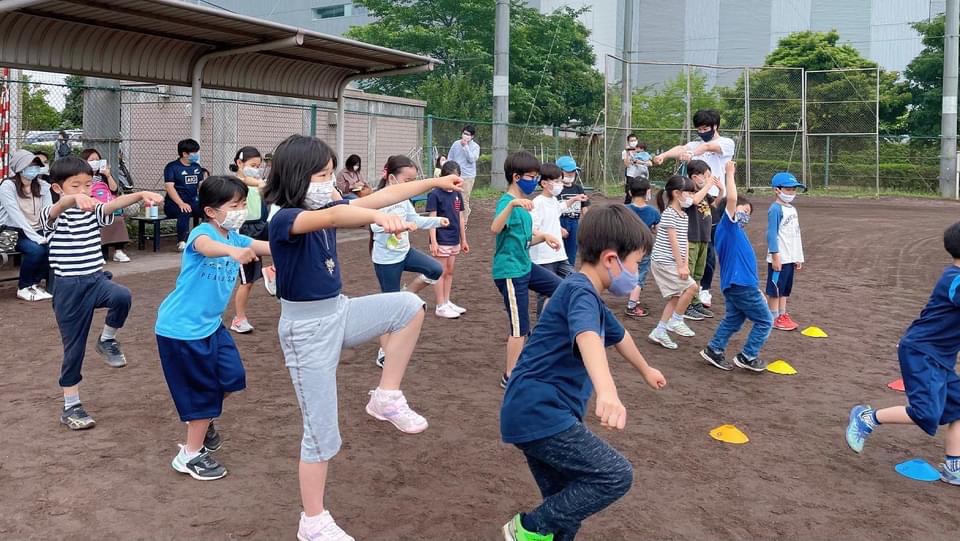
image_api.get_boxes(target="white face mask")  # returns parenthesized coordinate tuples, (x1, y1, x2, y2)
(462, 134, 473, 142)
(628, 140, 637, 149)
(779, 192, 796, 204)
(304, 180, 335, 209)
(88, 160, 102, 172)
(680, 195, 694, 208)
(353, 165, 360, 171)
(707, 185, 720, 197)
(561, 175, 576, 187)
(218, 208, 247, 230)
(549, 182, 564, 196)
(243, 166, 263, 179)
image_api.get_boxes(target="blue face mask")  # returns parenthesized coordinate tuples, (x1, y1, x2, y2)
(735, 210, 751, 228)
(516, 175, 540, 195)
(21, 166, 44, 181)
(608, 257, 639, 297)
(188, 152, 200, 164)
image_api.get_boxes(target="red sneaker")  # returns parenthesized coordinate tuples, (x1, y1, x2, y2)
(782, 313, 800, 330)
(773, 314, 793, 331)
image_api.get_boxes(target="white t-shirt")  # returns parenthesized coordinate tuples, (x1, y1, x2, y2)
(766, 204, 804, 264)
(529, 195, 568, 265)
(621, 149, 649, 178)
(685, 136, 735, 183)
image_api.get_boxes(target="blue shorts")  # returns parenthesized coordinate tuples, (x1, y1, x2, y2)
(899, 343, 960, 436)
(374, 248, 443, 293)
(157, 325, 246, 422)
(495, 264, 561, 337)
(636, 254, 651, 289)
(765, 262, 796, 297)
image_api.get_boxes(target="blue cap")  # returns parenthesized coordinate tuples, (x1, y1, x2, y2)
(771, 171, 805, 190)
(556, 155, 578, 172)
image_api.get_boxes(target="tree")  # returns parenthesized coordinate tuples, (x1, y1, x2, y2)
(903, 14, 957, 137)
(19, 74, 61, 132)
(345, 0, 603, 126)
(61, 75, 85, 129)
(626, 71, 722, 151)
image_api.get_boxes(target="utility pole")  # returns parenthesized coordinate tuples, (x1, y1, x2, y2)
(492, 0, 510, 190)
(940, 0, 959, 198)
(621, 0, 634, 134)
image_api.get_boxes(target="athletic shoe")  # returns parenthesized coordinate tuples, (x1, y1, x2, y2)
(693, 304, 714, 318)
(502, 513, 554, 541)
(782, 313, 800, 329)
(112, 250, 131, 262)
(171, 446, 227, 481)
(96, 339, 127, 368)
(733, 353, 767, 372)
(60, 404, 96, 430)
(297, 510, 355, 541)
(375, 348, 385, 369)
(500, 373, 509, 389)
(17, 286, 46, 302)
(435, 304, 460, 319)
(624, 304, 649, 318)
(263, 267, 277, 296)
(446, 301, 467, 314)
(365, 389, 428, 434)
(648, 328, 678, 350)
(774, 314, 798, 331)
(204, 421, 222, 452)
(666, 318, 695, 337)
(176, 241, 186, 252)
(700, 347, 733, 371)
(682, 306, 705, 321)
(699, 289, 713, 307)
(845, 405, 875, 454)
(940, 462, 960, 486)
(32, 285, 53, 300)
(230, 317, 254, 334)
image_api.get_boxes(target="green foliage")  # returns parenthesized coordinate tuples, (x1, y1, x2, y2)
(61, 75, 84, 129)
(903, 14, 958, 137)
(624, 71, 722, 150)
(19, 75, 61, 132)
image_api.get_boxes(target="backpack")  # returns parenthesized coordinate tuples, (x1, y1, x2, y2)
(91, 177, 117, 204)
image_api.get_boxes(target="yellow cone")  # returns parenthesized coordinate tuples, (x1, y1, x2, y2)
(766, 359, 797, 375)
(801, 326, 829, 338)
(709, 424, 749, 444)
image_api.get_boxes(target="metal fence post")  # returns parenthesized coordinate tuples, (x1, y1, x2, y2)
(425, 114, 433, 174)
(552, 125, 559, 162)
(801, 68, 808, 189)
(309, 103, 317, 137)
(875, 67, 880, 197)
(824, 135, 830, 188)
(684, 64, 691, 145)
(744, 67, 751, 190)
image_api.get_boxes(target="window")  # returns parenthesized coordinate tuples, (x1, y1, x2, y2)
(313, 3, 352, 19)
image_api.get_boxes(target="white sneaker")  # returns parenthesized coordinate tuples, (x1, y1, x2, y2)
(648, 328, 678, 350)
(365, 388, 428, 434)
(435, 304, 460, 319)
(666, 318, 696, 337)
(698, 289, 712, 307)
(31, 285, 53, 300)
(297, 511, 354, 541)
(230, 317, 254, 334)
(446, 301, 467, 314)
(375, 347, 385, 368)
(17, 286, 48, 302)
(112, 250, 131, 262)
(263, 266, 277, 296)
(176, 241, 186, 252)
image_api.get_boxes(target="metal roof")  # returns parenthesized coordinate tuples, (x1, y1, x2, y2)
(0, 0, 439, 101)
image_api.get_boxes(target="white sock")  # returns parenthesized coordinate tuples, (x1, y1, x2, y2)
(100, 325, 118, 341)
(179, 445, 201, 461)
(64, 393, 81, 410)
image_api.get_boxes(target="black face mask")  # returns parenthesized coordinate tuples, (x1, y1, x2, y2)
(698, 128, 716, 142)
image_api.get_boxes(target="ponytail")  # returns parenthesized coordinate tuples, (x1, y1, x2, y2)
(658, 175, 692, 212)
(377, 155, 418, 191)
(230, 146, 261, 174)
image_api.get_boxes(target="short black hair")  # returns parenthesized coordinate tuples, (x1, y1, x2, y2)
(945, 221, 960, 259)
(199, 175, 247, 214)
(177, 138, 200, 157)
(693, 109, 721, 129)
(504, 151, 540, 184)
(462, 124, 476, 136)
(656, 175, 696, 211)
(49, 156, 93, 185)
(636, 140, 647, 150)
(540, 163, 562, 181)
(736, 196, 753, 214)
(440, 160, 461, 177)
(578, 204, 654, 264)
(229, 146, 261, 172)
(627, 176, 651, 197)
(627, 133, 637, 141)
(34, 150, 49, 159)
(262, 135, 338, 209)
(686, 159, 710, 177)
(345, 154, 362, 170)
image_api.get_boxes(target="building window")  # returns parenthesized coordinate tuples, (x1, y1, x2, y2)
(313, 3, 352, 19)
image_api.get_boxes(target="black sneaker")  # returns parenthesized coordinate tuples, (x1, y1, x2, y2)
(171, 449, 227, 481)
(624, 304, 649, 318)
(733, 353, 768, 372)
(683, 306, 705, 321)
(204, 421, 222, 452)
(96, 339, 127, 368)
(60, 404, 96, 430)
(693, 304, 714, 318)
(700, 347, 734, 371)
(500, 373, 509, 389)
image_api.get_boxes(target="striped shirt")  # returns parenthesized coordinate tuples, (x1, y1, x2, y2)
(40, 204, 113, 277)
(651, 207, 688, 265)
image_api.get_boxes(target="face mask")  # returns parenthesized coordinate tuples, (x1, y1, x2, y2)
(628, 141, 637, 148)
(735, 210, 751, 227)
(549, 182, 564, 196)
(353, 165, 360, 171)
(698, 128, 715, 142)
(304, 180, 335, 209)
(779, 192, 796, 204)
(217, 208, 247, 230)
(88, 160, 104, 172)
(243, 166, 263, 179)
(21, 166, 43, 181)
(517, 177, 539, 195)
(561, 175, 576, 187)
(188, 152, 200, 164)
(707, 185, 720, 197)
(462, 134, 473, 142)
(680, 195, 694, 208)
(608, 257, 639, 297)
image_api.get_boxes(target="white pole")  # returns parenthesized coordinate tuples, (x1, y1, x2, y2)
(940, 0, 959, 198)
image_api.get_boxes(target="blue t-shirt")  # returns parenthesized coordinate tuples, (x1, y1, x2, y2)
(268, 201, 348, 302)
(425, 188, 463, 246)
(714, 210, 759, 290)
(901, 265, 960, 369)
(155, 223, 253, 340)
(628, 204, 660, 231)
(500, 273, 626, 444)
(163, 159, 204, 203)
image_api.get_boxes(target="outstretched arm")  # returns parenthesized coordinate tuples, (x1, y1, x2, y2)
(724, 161, 738, 217)
(292, 203, 414, 235)
(350, 176, 462, 210)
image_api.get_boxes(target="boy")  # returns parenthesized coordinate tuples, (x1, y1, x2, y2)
(492, 151, 563, 388)
(622, 134, 652, 204)
(163, 138, 205, 251)
(556, 155, 591, 266)
(845, 221, 960, 486)
(699, 161, 772, 372)
(654, 109, 735, 186)
(500, 204, 666, 541)
(766, 171, 805, 331)
(41, 157, 163, 429)
(625, 177, 660, 318)
(683, 159, 721, 320)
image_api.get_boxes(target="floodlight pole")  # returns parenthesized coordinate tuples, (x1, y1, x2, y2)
(492, 0, 510, 190)
(940, 0, 959, 198)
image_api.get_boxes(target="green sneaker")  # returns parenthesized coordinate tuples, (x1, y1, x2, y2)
(502, 514, 553, 541)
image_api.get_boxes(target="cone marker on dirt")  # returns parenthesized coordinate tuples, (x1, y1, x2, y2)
(894, 459, 940, 482)
(709, 425, 749, 444)
(887, 378, 905, 392)
(800, 326, 828, 338)
(766, 360, 797, 375)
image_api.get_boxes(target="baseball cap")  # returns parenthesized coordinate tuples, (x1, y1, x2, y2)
(771, 171, 805, 190)
(556, 155, 578, 173)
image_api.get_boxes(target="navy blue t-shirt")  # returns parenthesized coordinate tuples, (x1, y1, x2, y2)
(268, 201, 349, 302)
(628, 203, 660, 231)
(901, 265, 960, 369)
(714, 209, 759, 290)
(500, 273, 626, 444)
(425, 188, 463, 246)
(163, 159, 204, 203)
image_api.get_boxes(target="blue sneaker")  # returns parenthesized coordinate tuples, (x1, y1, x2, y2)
(845, 405, 874, 454)
(940, 463, 960, 486)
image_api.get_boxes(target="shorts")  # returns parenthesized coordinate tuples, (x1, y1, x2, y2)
(636, 254, 651, 289)
(900, 343, 960, 436)
(495, 264, 561, 338)
(278, 292, 424, 462)
(240, 258, 262, 284)
(157, 325, 246, 422)
(374, 248, 443, 293)
(651, 260, 696, 298)
(765, 262, 796, 297)
(688, 241, 708, 282)
(436, 244, 461, 257)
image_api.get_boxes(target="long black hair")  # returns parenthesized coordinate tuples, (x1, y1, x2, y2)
(12, 156, 44, 199)
(345, 154, 362, 172)
(377, 155, 418, 190)
(229, 146, 261, 173)
(656, 175, 695, 212)
(262, 135, 337, 209)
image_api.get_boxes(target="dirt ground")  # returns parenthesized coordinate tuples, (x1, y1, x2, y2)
(1, 194, 959, 541)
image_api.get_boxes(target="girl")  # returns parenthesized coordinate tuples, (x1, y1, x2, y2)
(156, 175, 271, 481)
(433, 155, 447, 178)
(0, 150, 53, 300)
(263, 135, 461, 541)
(82, 149, 131, 262)
(427, 159, 469, 316)
(647, 175, 700, 350)
(336, 154, 371, 199)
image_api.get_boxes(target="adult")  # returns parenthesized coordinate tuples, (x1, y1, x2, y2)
(622, 133, 652, 203)
(0, 149, 53, 301)
(654, 109, 735, 186)
(447, 124, 479, 224)
(228, 146, 273, 334)
(163, 138, 205, 251)
(336, 154, 371, 200)
(81, 148, 131, 262)
(54, 130, 72, 161)
(34, 151, 50, 167)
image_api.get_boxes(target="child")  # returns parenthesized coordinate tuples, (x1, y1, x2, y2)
(427, 159, 470, 315)
(621, 134, 652, 204)
(500, 204, 666, 541)
(625, 176, 660, 318)
(555, 155, 590, 266)
(698, 161, 772, 372)
(766, 171, 805, 331)
(82, 148, 131, 263)
(228, 146, 271, 333)
(492, 151, 563, 389)
(263, 135, 462, 540)
(647, 175, 700, 350)
(845, 221, 960, 486)
(156, 176, 271, 480)
(163, 138, 205, 251)
(683, 159, 722, 320)
(530, 163, 586, 314)
(41, 157, 163, 429)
